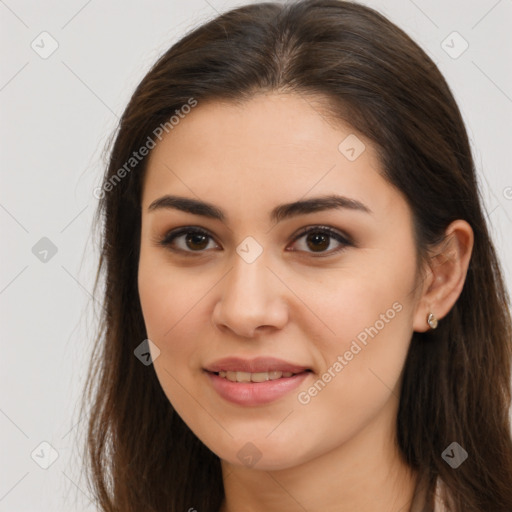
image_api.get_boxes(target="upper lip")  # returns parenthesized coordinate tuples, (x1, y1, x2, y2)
(204, 357, 311, 374)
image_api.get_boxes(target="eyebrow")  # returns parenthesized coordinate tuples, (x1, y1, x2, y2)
(147, 194, 372, 223)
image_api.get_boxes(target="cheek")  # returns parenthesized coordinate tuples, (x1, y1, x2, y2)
(138, 245, 205, 339)
(138, 251, 181, 378)
(138, 257, 167, 341)
(301, 251, 417, 408)
(287, 279, 415, 466)
(311, 252, 416, 353)
(137, 273, 195, 434)
(137, 252, 214, 410)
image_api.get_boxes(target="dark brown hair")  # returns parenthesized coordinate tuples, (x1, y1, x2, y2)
(79, 1, 512, 510)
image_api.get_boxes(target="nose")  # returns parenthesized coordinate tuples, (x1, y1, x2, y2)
(211, 253, 289, 338)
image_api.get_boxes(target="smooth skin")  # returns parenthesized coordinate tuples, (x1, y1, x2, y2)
(137, 93, 473, 512)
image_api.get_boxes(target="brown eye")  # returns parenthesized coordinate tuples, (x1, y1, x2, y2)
(289, 226, 352, 256)
(159, 227, 219, 253)
(305, 232, 330, 252)
(184, 232, 209, 251)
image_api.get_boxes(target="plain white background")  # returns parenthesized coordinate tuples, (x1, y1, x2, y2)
(1, 0, 511, 510)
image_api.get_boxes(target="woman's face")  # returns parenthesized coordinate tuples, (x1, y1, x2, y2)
(138, 93, 424, 471)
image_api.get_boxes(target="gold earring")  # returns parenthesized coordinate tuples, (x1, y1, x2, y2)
(427, 313, 438, 330)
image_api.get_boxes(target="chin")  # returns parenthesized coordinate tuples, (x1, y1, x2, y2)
(215, 440, 312, 472)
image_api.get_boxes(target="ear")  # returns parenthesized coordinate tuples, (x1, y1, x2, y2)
(413, 220, 474, 333)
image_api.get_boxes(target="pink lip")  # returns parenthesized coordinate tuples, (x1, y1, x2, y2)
(204, 356, 310, 374)
(205, 371, 311, 406)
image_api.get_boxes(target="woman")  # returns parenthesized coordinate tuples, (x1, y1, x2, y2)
(80, 1, 512, 510)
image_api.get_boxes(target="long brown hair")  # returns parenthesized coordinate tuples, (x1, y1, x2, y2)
(79, 1, 512, 510)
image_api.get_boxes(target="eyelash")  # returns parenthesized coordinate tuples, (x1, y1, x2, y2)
(157, 225, 353, 257)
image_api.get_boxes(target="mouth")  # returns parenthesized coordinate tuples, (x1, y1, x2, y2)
(204, 356, 312, 376)
(203, 357, 313, 406)
(208, 369, 312, 383)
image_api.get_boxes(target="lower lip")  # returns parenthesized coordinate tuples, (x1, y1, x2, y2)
(205, 371, 311, 406)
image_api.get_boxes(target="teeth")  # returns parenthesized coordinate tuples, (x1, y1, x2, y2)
(217, 370, 297, 382)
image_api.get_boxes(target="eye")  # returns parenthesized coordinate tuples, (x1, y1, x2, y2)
(158, 227, 220, 254)
(157, 225, 353, 256)
(288, 225, 352, 256)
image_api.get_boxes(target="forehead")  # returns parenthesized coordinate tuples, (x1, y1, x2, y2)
(146, 93, 368, 172)
(141, 93, 404, 223)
